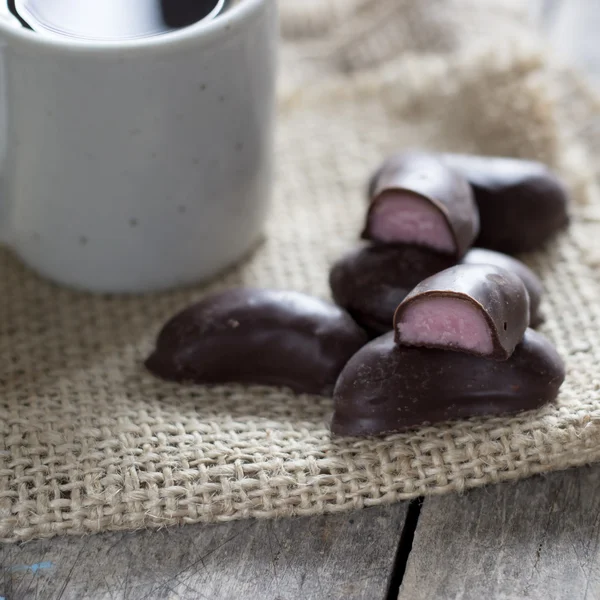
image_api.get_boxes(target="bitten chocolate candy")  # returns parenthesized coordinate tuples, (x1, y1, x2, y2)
(331, 329, 565, 436)
(394, 264, 529, 360)
(462, 248, 544, 327)
(363, 153, 479, 259)
(369, 153, 569, 254)
(329, 244, 455, 337)
(329, 246, 543, 338)
(145, 288, 369, 395)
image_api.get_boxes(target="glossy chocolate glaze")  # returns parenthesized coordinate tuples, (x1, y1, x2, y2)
(442, 153, 569, 254)
(331, 329, 565, 436)
(462, 248, 544, 327)
(145, 288, 369, 395)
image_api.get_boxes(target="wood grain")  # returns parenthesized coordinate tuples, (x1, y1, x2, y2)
(398, 465, 600, 600)
(0, 503, 409, 600)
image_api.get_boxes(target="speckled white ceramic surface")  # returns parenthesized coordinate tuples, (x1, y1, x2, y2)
(0, 0, 277, 293)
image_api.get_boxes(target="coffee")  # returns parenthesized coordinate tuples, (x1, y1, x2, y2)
(8, 0, 233, 40)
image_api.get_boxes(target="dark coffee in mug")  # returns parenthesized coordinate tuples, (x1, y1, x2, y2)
(8, 0, 234, 40)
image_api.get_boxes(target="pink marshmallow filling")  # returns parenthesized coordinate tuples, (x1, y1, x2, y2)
(397, 296, 494, 355)
(369, 192, 456, 253)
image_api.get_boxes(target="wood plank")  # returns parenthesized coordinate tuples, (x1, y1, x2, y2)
(0, 503, 409, 600)
(398, 465, 600, 600)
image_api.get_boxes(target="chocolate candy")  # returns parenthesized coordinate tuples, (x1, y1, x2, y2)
(331, 329, 565, 436)
(441, 153, 569, 253)
(462, 248, 544, 327)
(329, 244, 544, 337)
(363, 153, 479, 259)
(145, 288, 369, 395)
(329, 244, 455, 336)
(394, 264, 529, 360)
(369, 152, 569, 254)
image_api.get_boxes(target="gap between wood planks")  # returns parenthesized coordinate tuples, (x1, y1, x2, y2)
(398, 465, 600, 600)
(386, 498, 424, 600)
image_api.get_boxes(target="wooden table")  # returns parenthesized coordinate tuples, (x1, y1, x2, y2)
(1, 464, 599, 599)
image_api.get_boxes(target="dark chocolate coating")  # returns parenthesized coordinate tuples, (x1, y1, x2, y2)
(329, 244, 456, 337)
(441, 153, 569, 253)
(145, 288, 369, 395)
(363, 153, 479, 259)
(331, 329, 565, 436)
(393, 264, 529, 360)
(462, 248, 544, 327)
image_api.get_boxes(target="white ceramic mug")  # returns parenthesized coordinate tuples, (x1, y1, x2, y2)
(0, 0, 277, 292)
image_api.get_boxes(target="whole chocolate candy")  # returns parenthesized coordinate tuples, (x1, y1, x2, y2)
(331, 329, 565, 436)
(441, 153, 569, 254)
(394, 264, 529, 360)
(329, 244, 455, 337)
(462, 248, 544, 327)
(145, 288, 369, 395)
(363, 153, 479, 259)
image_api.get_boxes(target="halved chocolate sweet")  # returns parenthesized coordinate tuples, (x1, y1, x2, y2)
(394, 264, 529, 360)
(145, 288, 369, 395)
(363, 153, 479, 259)
(329, 245, 544, 337)
(329, 244, 455, 337)
(368, 152, 569, 255)
(462, 248, 544, 327)
(441, 153, 570, 254)
(331, 329, 565, 436)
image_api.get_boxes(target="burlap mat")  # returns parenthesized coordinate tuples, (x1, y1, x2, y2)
(1, 0, 600, 543)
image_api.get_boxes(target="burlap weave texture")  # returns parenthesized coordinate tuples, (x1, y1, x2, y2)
(1, 0, 600, 542)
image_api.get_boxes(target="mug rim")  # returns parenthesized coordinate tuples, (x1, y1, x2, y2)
(0, 0, 267, 54)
